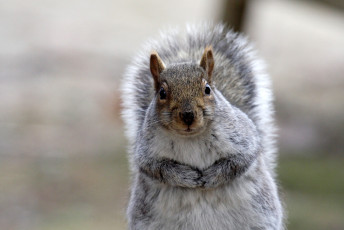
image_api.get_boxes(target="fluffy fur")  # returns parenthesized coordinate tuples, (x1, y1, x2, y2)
(121, 23, 283, 230)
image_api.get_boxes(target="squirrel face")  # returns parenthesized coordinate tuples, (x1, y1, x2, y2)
(150, 47, 215, 136)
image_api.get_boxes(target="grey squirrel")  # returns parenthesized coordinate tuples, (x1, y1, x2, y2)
(121, 24, 284, 230)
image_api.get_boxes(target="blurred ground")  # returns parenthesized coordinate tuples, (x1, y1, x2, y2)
(0, 0, 343, 229)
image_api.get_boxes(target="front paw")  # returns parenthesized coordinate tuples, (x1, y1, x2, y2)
(173, 164, 203, 188)
(201, 167, 223, 189)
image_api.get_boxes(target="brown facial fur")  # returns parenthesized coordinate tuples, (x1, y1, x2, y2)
(156, 63, 215, 136)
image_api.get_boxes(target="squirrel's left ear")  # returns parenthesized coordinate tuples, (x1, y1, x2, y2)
(150, 51, 166, 92)
(200, 46, 214, 84)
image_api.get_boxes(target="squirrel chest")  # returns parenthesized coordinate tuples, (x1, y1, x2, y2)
(141, 167, 263, 230)
(140, 129, 268, 229)
(152, 131, 223, 169)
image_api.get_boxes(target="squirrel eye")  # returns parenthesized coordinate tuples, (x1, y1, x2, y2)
(159, 87, 167, 100)
(205, 84, 211, 95)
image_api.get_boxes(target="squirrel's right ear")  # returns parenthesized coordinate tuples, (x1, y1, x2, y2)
(150, 51, 166, 92)
(200, 46, 214, 84)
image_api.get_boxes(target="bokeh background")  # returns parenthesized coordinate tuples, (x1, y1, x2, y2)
(1, 0, 343, 229)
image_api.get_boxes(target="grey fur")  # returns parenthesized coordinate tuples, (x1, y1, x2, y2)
(122, 23, 283, 230)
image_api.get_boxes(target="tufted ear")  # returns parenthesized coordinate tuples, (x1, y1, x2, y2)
(200, 46, 214, 84)
(150, 51, 166, 92)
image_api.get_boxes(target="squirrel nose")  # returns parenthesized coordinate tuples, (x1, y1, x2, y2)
(181, 111, 194, 126)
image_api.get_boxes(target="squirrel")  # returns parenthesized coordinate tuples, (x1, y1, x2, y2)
(121, 24, 284, 230)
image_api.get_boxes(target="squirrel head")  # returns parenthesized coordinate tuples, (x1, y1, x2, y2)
(150, 47, 215, 136)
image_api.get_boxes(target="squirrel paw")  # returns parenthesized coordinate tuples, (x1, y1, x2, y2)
(168, 164, 203, 188)
(200, 167, 225, 189)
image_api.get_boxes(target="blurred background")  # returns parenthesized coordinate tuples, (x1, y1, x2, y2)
(0, 0, 343, 229)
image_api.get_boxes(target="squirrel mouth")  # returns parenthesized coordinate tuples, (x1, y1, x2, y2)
(182, 126, 198, 135)
(172, 122, 205, 136)
(174, 125, 204, 137)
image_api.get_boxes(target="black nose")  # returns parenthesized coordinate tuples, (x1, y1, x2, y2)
(181, 111, 194, 126)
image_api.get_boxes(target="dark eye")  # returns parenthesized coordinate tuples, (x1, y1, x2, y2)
(205, 84, 211, 95)
(159, 87, 167, 100)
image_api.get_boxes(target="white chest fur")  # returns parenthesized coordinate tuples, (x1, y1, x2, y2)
(151, 129, 223, 169)
(147, 177, 262, 230)
(137, 122, 279, 229)
(145, 133, 250, 229)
